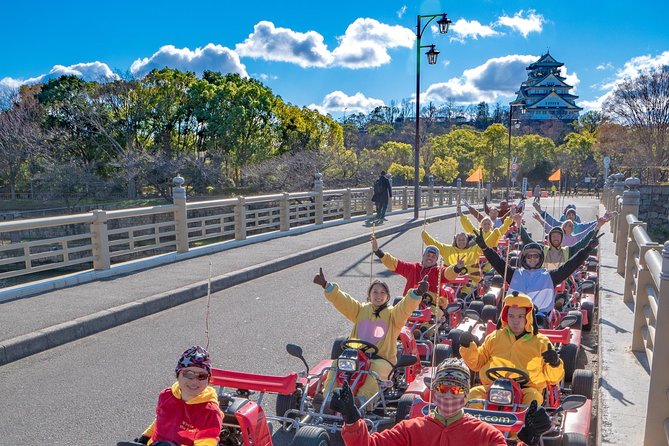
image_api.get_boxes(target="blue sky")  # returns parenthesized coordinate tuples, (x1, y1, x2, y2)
(2, 0, 668, 116)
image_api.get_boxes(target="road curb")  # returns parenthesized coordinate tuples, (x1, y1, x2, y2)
(0, 210, 455, 366)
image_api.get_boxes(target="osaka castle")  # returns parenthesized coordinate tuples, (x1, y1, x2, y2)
(513, 52, 582, 121)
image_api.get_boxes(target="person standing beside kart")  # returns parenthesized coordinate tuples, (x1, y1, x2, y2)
(313, 268, 432, 407)
(475, 223, 601, 325)
(131, 346, 223, 446)
(459, 292, 565, 407)
(333, 357, 552, 446)
(370, 234, 465, 319)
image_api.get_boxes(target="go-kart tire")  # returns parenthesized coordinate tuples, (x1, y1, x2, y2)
(434, 344, 453, 364)
(561, 432, 587, 446)
(330, 336, 348, 360)
(276, 389, 300, 431)
(447, 329, 464, 358)
(571, 369, 594, 399)
(482, 293, 497, 307)
(395, 394, 416, 423)
(468, 300, 484, 317)
(566, 310, 583, 330)
(581, 301, 594, 331)
(291, 425, 330, 446)
(559, 343, 578, 382)
(481, 305, 498, 323)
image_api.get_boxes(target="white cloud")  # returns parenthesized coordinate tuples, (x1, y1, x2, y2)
(579, 50, 669, 112)
(560, 65, 580, 91)
(450, 18, 500, 43)
(0, 61, 119, 94)
(497, 10, 545, 38)
(397, 5, 407, 18)
(235, 19, 414, 70)
(596, 62, 613, 71)
(130, 44, 247, 78)
(423, 54, 538, 104)
(332, 18, 415, 69)
(308, 90, 385, 114)
(235, 21, 333, 68)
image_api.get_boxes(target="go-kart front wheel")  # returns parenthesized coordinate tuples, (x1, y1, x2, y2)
(561, 432, 587, 446)
(395, 394, 416, 423)
(276, 389, 301, 431)
(291, 426, 330, 446)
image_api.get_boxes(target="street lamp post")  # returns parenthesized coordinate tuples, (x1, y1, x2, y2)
(505, 103, 525, 198)
(413, 13, 451, 220)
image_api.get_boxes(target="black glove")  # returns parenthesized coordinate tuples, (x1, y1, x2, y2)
(458, 331, 475, 348)
(542, 344, 560, 367)
(134, 436, 150, 445)
(416, 275, 430, 297)
(518, 400, 552, 445)
(474, 228, 487, 250)
(313, 267, 328, 289)
(588, 232, 603, 250)
(330, 381, 362, 424)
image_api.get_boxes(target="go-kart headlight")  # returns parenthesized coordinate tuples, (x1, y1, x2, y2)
(488, 388, 513, 405)
(337, 358, 357, 372)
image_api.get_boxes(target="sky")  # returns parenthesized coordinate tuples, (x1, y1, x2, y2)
(1, 0, 668, 117)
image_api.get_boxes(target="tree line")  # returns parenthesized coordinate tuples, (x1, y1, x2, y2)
(0, 65, 667, 208)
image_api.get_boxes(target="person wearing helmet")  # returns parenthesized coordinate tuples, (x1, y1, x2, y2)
(335, 357, 552, 446)
(370, 234, 465, 320)
(313, 268, 427, 405)
(519, 223, 597, 270)
(459, 292, 564, 407)
(133, 346, 223, 446)
(475, 226, 601, 324)
(533, 201, 614, 234)
(421, 205, 512, 291)
(532, 211, 611, 247)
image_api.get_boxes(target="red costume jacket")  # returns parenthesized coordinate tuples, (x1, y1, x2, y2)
(341, 414, 507, 446)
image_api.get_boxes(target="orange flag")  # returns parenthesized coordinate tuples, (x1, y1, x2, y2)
(548, 168, 561, 182)
(466, 167, 483, 182)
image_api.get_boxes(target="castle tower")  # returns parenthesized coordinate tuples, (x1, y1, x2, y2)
(514, 52, 582, 122)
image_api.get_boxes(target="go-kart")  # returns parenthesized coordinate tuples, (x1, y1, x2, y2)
(118, 366, 331, 446)
(276, 339, 422, 434)
(402, 364, 594, 445)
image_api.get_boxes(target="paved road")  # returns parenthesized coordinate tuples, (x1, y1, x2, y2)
(0, 197, 604, 444)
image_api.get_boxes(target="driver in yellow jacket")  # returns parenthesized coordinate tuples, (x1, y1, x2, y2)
(313, 267, 434, 406)
(459, 292, 564, 407)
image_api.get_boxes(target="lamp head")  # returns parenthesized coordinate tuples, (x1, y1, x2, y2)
(437, 14, 452, 34)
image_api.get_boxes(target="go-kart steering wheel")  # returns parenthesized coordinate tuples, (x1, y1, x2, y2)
(485, 366, 530, 387)
(341, 339, 379, 357)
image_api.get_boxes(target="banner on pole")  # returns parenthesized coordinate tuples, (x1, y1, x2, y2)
(548, 168, 561, 182)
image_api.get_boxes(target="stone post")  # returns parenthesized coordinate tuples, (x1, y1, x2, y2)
(456, 178, 462, 207)
(611, 174, 626, 238)
(313, 173, 324, 225)
(343, 188, 352, 219)
(387, 173, 394, 214)
(172, 174, 189, 254)
(643, 241, 669, 445)
(617, 177, 640, 274)
(90, 209, 110, 270)
(280, 192, 290, 231)
(427, 175, 434, 207)
(235, 196, 246, 240)
(402, 186, 408, 210)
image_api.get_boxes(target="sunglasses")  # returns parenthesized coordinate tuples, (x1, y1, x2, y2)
(180, 370, 210, 381)
(525, 253, 541, 259)
(434, 383, 465, 395)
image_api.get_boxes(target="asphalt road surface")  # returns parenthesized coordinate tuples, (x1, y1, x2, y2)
(0, 196, 600, 445)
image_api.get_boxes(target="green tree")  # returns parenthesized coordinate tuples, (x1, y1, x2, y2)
(430, 156, 459, 183)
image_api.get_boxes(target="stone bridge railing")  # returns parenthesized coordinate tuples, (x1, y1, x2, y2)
(603, 174, 669, 445)
(0, 175, 482, 299)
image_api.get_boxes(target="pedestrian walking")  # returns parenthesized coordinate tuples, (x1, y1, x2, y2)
(371, 171, 392, 221)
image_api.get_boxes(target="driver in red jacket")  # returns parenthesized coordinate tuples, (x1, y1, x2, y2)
(336, 357, 551, 446)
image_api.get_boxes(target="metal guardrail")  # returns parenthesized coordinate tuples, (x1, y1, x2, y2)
(603, 176, 669, 445)
(0, 177, 482, 285)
